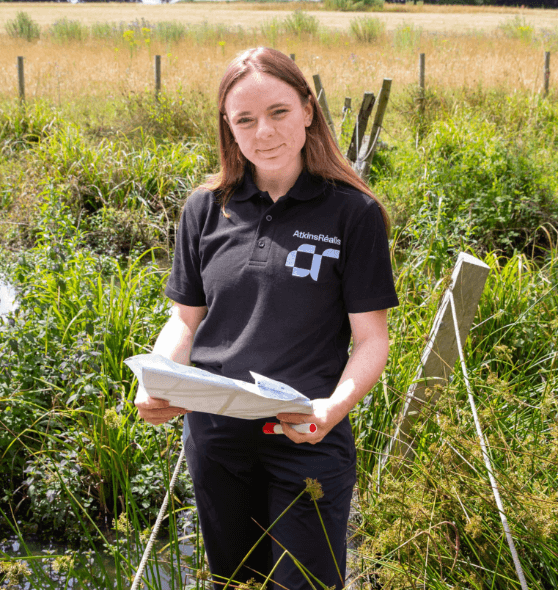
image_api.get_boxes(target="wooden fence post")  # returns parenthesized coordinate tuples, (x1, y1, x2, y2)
(354, 78, 391, 178)
(17, 56, 25, 102)
(418, 52, 425, 113)
(312, 74, 338, 147)
(343, 97, 352, 114)
(346, 92, 374, 164)
(290, 53, 296, 61)
(381, 252, 490, 470)
(154, 55, 161, 101)
(544, 51, 550, 96)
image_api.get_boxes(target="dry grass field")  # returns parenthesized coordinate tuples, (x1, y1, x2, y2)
(0, 3, 556, 116)
(0, 34, 554, 113)
(1, 1, 558, 33)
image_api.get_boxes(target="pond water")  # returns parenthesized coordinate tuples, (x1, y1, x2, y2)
(0, 280, 17, 317)
(1, 522, 196, 590)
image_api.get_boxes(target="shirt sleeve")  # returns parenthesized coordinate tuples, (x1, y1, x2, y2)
(164, 191, 207, 307)
(342, 200, 399, 313)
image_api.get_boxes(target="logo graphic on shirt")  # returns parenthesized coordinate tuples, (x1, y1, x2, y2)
(293, 230, 341, 245)
(285, 244, 340, 281)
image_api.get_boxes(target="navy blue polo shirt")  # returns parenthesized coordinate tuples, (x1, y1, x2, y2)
(165, 169, 399, 398)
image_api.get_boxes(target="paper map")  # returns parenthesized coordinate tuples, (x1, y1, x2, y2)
(125, 353, 313, 420)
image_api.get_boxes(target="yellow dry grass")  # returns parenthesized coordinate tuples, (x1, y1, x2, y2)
(0, 31, 550, 112)
(1, 2, 558, 33)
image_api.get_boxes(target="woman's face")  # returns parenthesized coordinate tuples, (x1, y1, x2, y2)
(224, 71, 313, 180)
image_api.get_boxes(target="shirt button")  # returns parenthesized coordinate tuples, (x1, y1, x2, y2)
(266, 215, 272, 222)
(258, 240, 265, 248)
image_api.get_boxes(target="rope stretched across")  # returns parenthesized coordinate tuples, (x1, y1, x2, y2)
(130, 445, 186, 590)
(449, 292, 529, 590)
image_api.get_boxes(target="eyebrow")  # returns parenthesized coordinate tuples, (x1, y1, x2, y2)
(233, 102, 291, 118)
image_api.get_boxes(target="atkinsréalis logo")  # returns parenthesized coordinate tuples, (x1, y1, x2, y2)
(285, 244, 340, 281)
(293, 230, 341, 245)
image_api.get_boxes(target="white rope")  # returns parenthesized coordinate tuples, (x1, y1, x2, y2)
(130, 445, 186, 590)
(448, 292, 529, 590)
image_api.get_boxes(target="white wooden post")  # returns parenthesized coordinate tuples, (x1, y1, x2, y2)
(382, 253, 490, 469)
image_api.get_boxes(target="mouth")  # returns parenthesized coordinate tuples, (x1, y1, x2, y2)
(258, 144, 284, 155)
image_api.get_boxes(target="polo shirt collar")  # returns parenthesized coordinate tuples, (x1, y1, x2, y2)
(232, 167, 328, 202)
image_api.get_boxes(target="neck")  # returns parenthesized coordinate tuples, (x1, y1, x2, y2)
(254, 163, 303, 202)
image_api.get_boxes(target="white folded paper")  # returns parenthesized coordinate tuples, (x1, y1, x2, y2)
(125, 353, 313, 420)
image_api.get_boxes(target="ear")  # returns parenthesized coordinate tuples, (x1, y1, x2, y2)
(304, 97, 314, 128)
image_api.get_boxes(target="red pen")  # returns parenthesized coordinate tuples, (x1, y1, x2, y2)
(263, 423, 317, 435)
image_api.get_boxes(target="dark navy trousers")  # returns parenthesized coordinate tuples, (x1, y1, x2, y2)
(184, 411, 356, 590)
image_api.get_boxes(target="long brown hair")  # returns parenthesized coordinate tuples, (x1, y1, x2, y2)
(203, 47, 390, 233)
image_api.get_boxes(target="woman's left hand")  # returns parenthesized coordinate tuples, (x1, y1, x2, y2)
(276, 398, 346, 445)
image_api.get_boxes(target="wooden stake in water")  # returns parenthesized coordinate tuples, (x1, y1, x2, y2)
(544, 51, 550, 96)
(382, 253, 490, 468)
(17, 56, 25, 102)
(312, 74, 338, 147)
(155, 55, 161, 101)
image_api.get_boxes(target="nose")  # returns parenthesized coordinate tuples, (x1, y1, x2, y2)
(255, 117, 274, 140)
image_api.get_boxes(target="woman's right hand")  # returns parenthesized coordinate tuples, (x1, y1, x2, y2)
(135, 387, 190, 425)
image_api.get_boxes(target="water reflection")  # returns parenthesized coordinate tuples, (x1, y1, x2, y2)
(1, 518, 196, 590)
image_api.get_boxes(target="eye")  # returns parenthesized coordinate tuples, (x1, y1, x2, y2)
(236, 117, 253, 125)
(272, 109, 289, 118)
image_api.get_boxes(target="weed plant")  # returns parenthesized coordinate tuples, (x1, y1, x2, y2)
(49, 18, 89, 43)
(349, 16, 386, 43)
(4, 11, 40, 42)
(498, 15, 536, 42)
(282, 10, 320, 37)
(325, 0, 385, 11)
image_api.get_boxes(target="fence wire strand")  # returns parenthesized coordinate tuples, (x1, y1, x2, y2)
(449, 291, 529, 590)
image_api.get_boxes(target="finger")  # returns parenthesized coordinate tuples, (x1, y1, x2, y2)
(276, 413, 314, 424)
(138, 407, 187, 423)
(135, 397, 171, 410)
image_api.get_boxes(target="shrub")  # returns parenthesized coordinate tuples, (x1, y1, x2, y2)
(152, 20, 188, 43)
(350, 16, 386, 42)
(49, 18, 89, 43)
(5, 11, 40, 42)
(393, 22, 422, 50)
(325, 0, 384, 11)
(282, 10, 320, 37)
(498, 16, 535, 42)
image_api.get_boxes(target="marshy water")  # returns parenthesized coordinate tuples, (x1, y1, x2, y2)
(1, 515, 197, 589)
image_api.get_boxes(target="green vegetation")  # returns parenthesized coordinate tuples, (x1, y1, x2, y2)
(349, 16, 386, 43)
(0, 30, 557, 589)
(4, 11, 40, 42)
(325, 0, 385, 12)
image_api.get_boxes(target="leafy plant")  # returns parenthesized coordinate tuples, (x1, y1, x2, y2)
(325, 0, 384, 11)
(349, 16, 386, 42)
(498, 16, 535, 42)
(49, 18, 89, 43)
(393, 22, 422, 50)
(282, 10, 320, 37)
(4, 11, 40, 42)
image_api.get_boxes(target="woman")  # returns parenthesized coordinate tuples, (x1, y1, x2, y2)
(136, 47, 399, 590)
